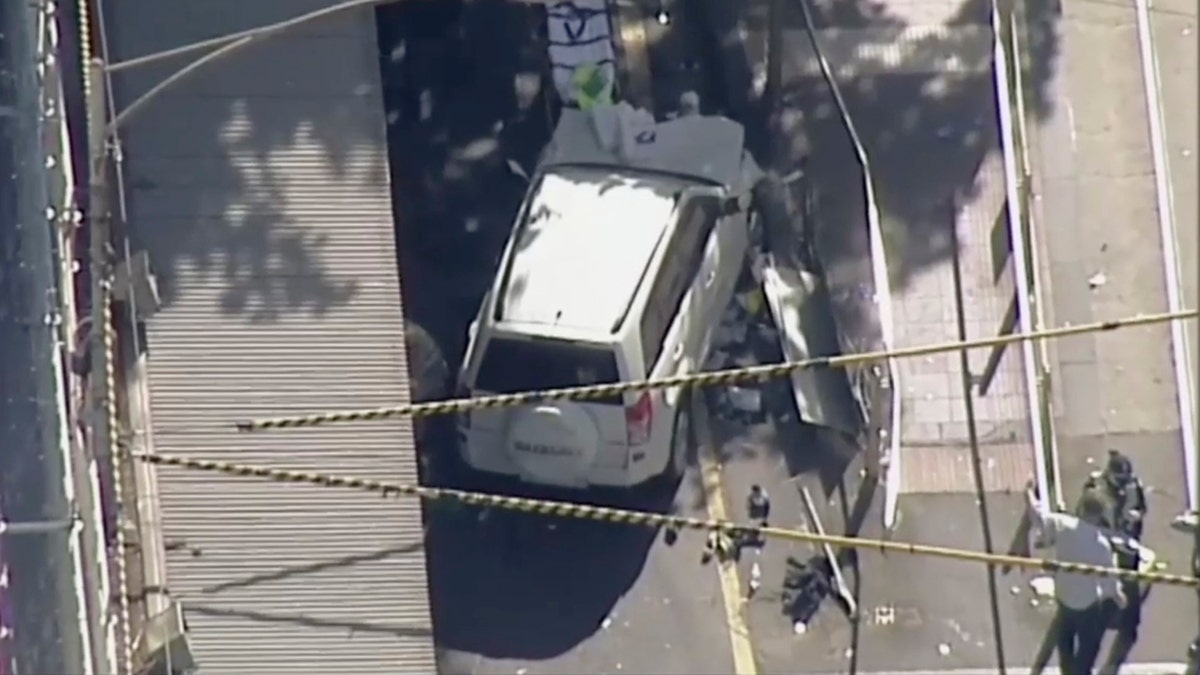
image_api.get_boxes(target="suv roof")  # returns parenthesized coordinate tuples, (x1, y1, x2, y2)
(496, 166, 690, 334)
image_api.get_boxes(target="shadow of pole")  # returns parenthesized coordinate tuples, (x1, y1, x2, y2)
(837, 477, 866, 675)
(949, 193, 1008, 674)
(1029, 611, 1061, 675)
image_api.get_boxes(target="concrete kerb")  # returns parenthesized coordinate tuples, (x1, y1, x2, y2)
(1008, 0, 1067, 513)
(1009, 4, 1065, 511)
(991, 0, 1053, 512)
(1132, 0, 1198, 513)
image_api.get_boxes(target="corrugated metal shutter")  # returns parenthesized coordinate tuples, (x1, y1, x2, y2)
(103, 1, 436, 672)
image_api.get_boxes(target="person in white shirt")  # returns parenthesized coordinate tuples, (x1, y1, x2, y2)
(1026, 484, 1126, 675)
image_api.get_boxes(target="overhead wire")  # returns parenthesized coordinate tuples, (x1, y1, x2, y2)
(133, 451, 1200, 589)
(104, 0, 397, 73)
(236, 308, 1197, 430)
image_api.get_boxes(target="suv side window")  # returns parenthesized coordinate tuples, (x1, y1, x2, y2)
(638, 195, 720, 372)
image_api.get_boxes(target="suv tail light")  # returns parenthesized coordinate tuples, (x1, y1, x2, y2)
(626, 391, 653, 445)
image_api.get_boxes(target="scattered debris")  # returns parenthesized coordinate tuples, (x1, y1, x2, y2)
(726, 387, 762, 413)
(1029, 575, 1056, 598)
(713, 322, 747, 350)
(800, 485, 857, 617)
(938, 643, 951, 656)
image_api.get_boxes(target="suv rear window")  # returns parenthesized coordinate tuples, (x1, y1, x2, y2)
(475, 336, 622, 404)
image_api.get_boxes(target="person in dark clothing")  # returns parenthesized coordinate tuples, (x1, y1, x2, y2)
(702, 528, 738, 565)
(745, 485, 771, 549)
(1086, 449, 1148, 647)
(1109, 536, 1144, 638)
(1085, 449, 1147, 540)
(782, 556, 832, 628)
(746, 484, 771, 525)
(1029, 484, 1126, 675)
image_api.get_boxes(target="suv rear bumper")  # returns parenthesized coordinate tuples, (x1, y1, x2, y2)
(457, 429, 664, 488)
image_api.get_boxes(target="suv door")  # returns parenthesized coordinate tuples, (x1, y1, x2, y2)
(638, 194, 721, 402)
(678, 195, 725, 374)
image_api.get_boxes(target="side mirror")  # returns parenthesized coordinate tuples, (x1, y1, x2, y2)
(506, 158, 530, 183)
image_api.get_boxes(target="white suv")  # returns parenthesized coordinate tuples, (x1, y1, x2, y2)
(456, 108, 760, 490)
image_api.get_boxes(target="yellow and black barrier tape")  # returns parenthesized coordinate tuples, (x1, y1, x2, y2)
(135, 451, 1200, 588)
(237, 308, 1197, 432)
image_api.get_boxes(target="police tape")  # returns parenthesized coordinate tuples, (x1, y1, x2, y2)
(236, 309, 1197, 432)
(134, 451, 1200, 588)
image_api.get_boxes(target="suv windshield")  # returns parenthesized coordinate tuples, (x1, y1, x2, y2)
(475, 336, 621, 404)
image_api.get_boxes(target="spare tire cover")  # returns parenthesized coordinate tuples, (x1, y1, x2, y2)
(505, 402, 600, 485)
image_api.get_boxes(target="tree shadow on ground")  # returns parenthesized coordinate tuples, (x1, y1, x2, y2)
(703, 0, 1061, 295)
(693, 0, 1063, 555)
(424, 463, 673, 661)
(788, 0, 1060, 293)
(375, 0, 670, 663)
(377, 0, 553, 366)
(100, 0, 394, 323)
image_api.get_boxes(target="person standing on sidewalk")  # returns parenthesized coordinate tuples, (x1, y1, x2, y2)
(1085, 449, 1147, 539)
(1026, 483, 1126, 674)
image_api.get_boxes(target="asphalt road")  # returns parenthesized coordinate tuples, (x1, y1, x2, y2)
(715, 422, 1191, 673)
(1024, 0, 1197, 667)
(376, 2, 737, 673)
(703, 350, 1059, 673)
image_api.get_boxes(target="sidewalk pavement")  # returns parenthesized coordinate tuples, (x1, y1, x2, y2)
(1023, 0, 1197, 664)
